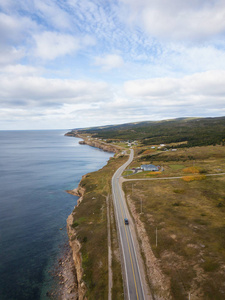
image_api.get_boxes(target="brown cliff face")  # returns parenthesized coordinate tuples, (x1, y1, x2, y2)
(67, 215, 86, 300)
(78, 139, 120, 153)
(66, 179, 87, 300)
(65, 131, 120, 154)
(66, 178, 86, 204)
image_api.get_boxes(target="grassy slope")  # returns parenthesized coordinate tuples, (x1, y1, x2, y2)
(71, 154, 127, 299)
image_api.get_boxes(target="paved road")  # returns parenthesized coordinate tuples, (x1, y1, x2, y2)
(112, 149, 145, 300)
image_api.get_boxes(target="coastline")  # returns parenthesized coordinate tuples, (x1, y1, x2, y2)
(58, 129, 225, 299)
(64, 132, 119, 299)
(65, 131, 121, 154)
(47, 243, 78, 300)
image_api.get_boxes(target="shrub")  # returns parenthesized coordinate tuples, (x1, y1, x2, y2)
(147, 171, 161, 176)
(173, 189, 185, 194)
(72, 222, 79, 228)
(172, 202, 181, 206)
(183, 167, 200, 174)
(182, 175, 206, 182)
(202, 259, 219, 272)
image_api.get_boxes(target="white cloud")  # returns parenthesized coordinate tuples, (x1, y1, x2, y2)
(94, 54, 124, 70)
(33, 31, 80, 60)
(0, 64, 42, 76)
(0, 46, 25, 66)
(0, 75, 111, 107)
(34, 0, 72, 30)
(124, 77, 178, 98)
(159, 43, 225, 74)
(1, 69, 225, 130)
(0, 0, 225, 129)
(0, 12, 36, 44)
(32, 31, 96, 60)
(120, 0, 225, 41)
(0, 12, 37, 65)
(61, 70, 225, 128)
(124, 70, 225, 106)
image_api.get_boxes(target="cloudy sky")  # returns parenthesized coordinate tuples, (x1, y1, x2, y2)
(1, 0, 225, 130)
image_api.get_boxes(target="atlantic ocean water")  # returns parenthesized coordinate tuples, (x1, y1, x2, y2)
(0, 130, 113, 300)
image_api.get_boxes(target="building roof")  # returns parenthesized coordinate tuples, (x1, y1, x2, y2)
(141, 164, 159, 169)
(141, 164, 156, 167)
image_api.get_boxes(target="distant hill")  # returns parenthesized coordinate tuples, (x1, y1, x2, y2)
(72, 116, 225, 148)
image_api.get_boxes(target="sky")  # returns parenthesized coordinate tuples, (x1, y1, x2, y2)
(1, 0, 225, 130)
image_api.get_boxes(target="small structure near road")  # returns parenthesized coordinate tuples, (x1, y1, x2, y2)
(124, 164, 162, 176)
(141, 164, 160, 171)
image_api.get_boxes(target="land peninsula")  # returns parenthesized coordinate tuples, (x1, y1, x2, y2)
(65, 116, 225, 300)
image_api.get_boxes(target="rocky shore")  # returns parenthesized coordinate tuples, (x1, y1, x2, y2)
(58, 244, 78, 300)
(46, 243, 78, 300)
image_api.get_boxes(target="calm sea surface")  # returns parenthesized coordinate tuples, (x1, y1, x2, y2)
(0, 130, 113, 300)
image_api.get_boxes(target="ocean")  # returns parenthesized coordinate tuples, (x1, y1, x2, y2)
(0, 130, 113, 300)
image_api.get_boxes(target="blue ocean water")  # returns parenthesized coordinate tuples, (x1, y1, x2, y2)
(0, 130, 113, 300)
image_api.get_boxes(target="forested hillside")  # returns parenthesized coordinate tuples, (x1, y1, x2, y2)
(73, 117, 225, 147)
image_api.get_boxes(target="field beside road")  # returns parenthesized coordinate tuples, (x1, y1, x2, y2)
(123, 145, 225, 299)
(67, 120, 225, 299)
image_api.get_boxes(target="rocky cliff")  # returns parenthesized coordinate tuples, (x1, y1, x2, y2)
(65, 131, 120, 153)
(78, 139, 120, 153)
(66, 178, 87, 300)
(65, 132, 120, 299)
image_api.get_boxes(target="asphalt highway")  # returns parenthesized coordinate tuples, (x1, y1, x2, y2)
(112, 149, 145, 300)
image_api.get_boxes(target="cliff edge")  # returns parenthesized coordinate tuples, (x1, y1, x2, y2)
(66, 178, 87, 300)
(65, 131, 121, 299)
(65, 131, 120, 154)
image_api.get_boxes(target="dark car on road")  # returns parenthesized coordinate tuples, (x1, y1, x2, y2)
(124, 218, 129, 225)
